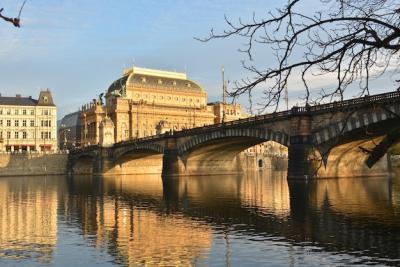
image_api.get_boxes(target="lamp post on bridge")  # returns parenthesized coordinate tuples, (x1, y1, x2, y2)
(60, 125, 71, 151)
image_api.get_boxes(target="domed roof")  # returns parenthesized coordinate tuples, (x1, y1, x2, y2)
(107, 67, 204, 95)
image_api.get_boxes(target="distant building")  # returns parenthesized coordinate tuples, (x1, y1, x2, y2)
(208, 101, 243, 124)
(58, 111, 81, 149)
(0, 90, 57, 152)
(80, 66, 242, 145)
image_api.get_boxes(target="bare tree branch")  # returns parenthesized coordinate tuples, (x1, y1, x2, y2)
(197, 0, 400, 111)
(0, 1, 27, 28)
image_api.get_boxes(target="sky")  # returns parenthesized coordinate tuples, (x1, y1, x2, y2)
(0, 0, 398, 118)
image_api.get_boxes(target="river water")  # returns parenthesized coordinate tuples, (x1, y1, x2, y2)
(0, 171, 399, 266)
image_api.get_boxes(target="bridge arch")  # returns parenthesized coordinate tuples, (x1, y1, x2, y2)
(175, 127, 289, 175)
(177, 127, 289, 155)
(113, 143, 165, 175)
(310, 103, 400, 176)
(113, 143, 164, 161)
(313, 103, 400, 153)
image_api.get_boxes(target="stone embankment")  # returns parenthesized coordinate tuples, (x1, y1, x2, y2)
(0, 153, 68, 176)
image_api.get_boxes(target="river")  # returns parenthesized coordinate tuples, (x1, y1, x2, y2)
(0, 171, 399, 266)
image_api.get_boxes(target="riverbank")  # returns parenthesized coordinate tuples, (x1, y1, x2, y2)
(0, 152, 397, 177)
(0, 153, 68, 176)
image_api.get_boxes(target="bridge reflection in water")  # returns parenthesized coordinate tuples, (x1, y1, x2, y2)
(0, 173, 399, 266)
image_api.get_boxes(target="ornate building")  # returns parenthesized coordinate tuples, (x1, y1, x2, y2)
(0, 90, 57, 152)
(80, 67, 245, 145)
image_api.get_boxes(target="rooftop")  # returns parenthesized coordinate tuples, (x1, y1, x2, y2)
(0, 95, 38, 106)
(108, 66, 204, 94)
(123, 66, 187, 80)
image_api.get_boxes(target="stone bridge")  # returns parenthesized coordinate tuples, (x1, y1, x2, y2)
(68, 90, 400, 179)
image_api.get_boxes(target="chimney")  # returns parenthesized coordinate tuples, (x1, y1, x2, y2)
(16, 94, 21, 98)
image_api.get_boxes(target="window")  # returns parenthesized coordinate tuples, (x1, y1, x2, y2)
(43, 96, 48, 103)
(0, 132, 2, 139)
(41, 131, 50, 139)
(22, 109, 26, 115)
(7, 132, 11, 139)
(30, 110, 34, 115)
(0, 109, 2, 115)
(22, 120, 27, 127)
(30, 120, 34, 127)
(22, 132, 27, 139)
(41, 120, 50, 127)
(6, 109, 10, 115)
(0, 120, 2, 126)
(14, 120, 19, 127)
(42, 110, 49, 115)
(48, 120, 51, 127)
(14, 132, 19, 139)
(6, 120, 11, 127)
(14, 109, 18, 115)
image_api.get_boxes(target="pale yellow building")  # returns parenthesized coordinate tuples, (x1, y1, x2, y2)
(0, 90, 57, 152)
(80, 67, 245, 145)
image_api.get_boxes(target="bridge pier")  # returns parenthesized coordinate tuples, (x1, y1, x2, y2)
(288, 137, 313, 179)
(288, 114, 314, 179)
(97, 147, 119, 176)
(162, 148, 182, 177)
(162, 137, 185, 178)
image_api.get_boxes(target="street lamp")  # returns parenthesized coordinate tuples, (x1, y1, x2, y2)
(60, 124, 71, 150)
(83, 113, 87, 146)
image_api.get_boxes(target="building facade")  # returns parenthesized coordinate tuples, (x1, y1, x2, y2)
(80, 67, 246, 145)
(0, 90, 57, 152)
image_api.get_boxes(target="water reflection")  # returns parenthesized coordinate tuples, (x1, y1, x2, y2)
(0, 177, 59, 264)
(0, 171, 399, 266)
(60, 175, 212, 266)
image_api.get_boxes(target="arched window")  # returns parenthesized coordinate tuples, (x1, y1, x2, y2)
(258, 159, 263, 168)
